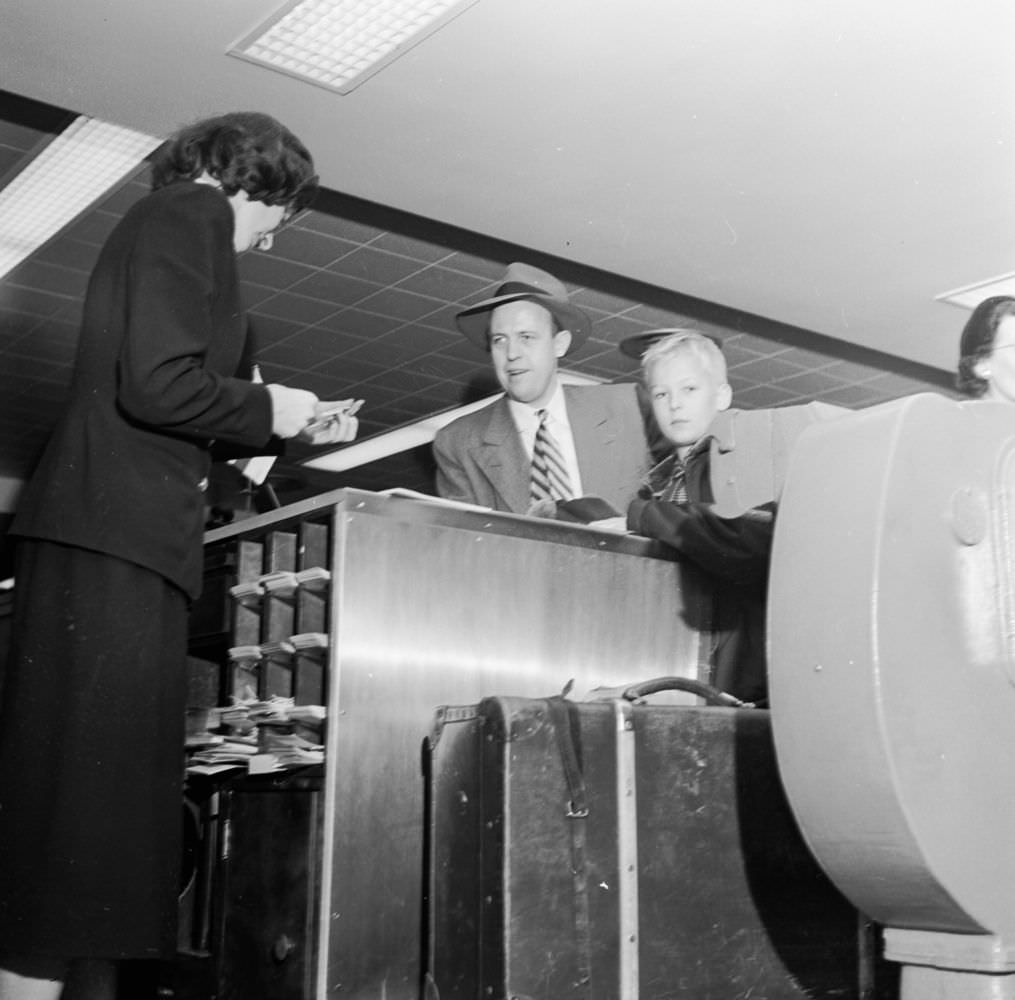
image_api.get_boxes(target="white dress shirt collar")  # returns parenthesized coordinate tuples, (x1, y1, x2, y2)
(507, 381, 584, 496)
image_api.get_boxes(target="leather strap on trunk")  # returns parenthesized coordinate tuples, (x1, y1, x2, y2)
(546, 696, 592, 996)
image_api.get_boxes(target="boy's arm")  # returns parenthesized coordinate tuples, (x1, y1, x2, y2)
(626, 498, 775, 588)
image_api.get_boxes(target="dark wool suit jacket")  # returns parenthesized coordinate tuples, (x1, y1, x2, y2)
(433, 383, 650, 514)
(626, 444, 773, 704)
(13, 182, 274, 600)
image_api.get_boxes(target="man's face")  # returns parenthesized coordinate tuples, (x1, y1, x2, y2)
(488, 300, 572, 407)
(648, 351, 731, 455)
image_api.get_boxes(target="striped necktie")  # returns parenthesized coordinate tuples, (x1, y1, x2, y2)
(530, 409, 573, 503)
(659, 457, 688, 503)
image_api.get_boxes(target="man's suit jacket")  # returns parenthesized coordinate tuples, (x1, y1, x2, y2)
(13, 182, 274, 600)
(433, 383, 650, 514)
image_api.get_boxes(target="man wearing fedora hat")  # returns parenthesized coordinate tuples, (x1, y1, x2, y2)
(433, 262, 650, 515)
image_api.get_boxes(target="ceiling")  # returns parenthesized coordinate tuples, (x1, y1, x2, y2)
(1, 0, 1010, 556)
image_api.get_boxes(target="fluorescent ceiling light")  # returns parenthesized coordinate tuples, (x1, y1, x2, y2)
(302, 371, 605, 473)
(936, 273, 1015, 311)
(229, 0, 480, 95)
(0, 116, 161, 280)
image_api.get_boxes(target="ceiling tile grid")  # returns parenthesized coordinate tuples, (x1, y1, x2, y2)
(0, 98, 958, 510)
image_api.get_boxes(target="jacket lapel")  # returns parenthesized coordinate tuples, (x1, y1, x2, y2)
(471, 397, 530, 513)
(566, 386, 613, 498)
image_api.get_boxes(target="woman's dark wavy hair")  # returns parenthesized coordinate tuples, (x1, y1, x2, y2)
(956, 295, 1015, 397)
(149, 112, 319, 213)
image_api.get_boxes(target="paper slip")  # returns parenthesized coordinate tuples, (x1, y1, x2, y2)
(230, 580, 263, 601)
(378, 487, 491, 514)
(290, 632, 329, 650)
(259, 571, 299, 595)
(295, 567, 331, 589)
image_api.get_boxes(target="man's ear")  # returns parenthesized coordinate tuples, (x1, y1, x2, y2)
(717, 382, 733, 411)
(973, 358, 992, 382)
(553, 329, 572, 359)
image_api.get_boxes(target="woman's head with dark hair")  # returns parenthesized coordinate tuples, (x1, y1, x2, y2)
(957, 295, 1015, 398)
(150, 112, 319, 213)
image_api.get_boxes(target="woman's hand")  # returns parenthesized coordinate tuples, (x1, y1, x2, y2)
(297, 399, 362, 445)
(266, 384, 319, 439)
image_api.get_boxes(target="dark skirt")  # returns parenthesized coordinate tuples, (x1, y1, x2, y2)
(0, 539, 188, 960)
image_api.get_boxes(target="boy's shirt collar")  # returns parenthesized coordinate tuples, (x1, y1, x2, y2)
(644, 434, 712, 497)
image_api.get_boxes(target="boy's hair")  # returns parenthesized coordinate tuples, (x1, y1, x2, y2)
(957, 295, 1015, 398)
(641, 330, 728, 385)
(150, 111, 319, 213)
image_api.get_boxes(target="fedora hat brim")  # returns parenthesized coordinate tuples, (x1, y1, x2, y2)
(456, 292, 591, 351)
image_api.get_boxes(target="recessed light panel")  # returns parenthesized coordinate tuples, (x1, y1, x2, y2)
(937, 273, 1015, 311)
(0, 116, 160, 280)
(229, 0, 480, 95)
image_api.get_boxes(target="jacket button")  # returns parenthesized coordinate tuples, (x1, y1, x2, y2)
(198, 477, 209, 493)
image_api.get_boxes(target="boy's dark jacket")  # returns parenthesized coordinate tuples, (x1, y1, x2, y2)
(625, 402, 848, 704)
(627, 443, 774, 705)
(628, 444, 775, 590)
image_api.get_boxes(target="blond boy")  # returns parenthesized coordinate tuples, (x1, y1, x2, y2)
(624, 331, 772, 704)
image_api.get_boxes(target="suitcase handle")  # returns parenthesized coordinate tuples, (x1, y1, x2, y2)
(622, 676, 754, 708)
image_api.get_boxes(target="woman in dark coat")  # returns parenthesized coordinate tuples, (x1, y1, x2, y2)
(0, 112, 358, 1000)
